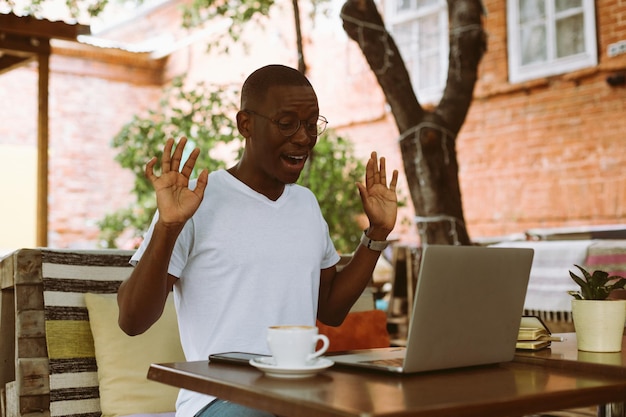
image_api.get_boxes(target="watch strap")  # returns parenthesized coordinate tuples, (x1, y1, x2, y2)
(360, 231, 390, 251)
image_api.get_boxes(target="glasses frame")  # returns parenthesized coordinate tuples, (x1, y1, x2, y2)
(245, 110, 328, 137)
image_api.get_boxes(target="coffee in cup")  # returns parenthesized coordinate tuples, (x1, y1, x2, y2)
(267, 325, 329, 367)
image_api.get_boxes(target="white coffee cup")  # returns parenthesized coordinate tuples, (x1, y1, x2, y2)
(267, 325, 329, 368)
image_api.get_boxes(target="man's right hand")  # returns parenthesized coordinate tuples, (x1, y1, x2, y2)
(146, 137, 209, 227)
(118, 137, 207, 336)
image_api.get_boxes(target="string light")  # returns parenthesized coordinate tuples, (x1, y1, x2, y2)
(449, 24, 485, 81)
(415, 215, 465, 245)
(401, 123, 463, 245)
(398, 122, 456, 186)
(340, 12, 394, 75)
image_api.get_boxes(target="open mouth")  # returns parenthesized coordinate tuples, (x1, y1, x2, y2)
(282, 154, 307, 167)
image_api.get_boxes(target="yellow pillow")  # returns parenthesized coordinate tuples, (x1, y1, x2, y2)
(84, 293, 185, 417)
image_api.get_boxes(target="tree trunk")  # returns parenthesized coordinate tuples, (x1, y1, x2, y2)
(292, 0, 307, 74)
(341, 0, 486, 245)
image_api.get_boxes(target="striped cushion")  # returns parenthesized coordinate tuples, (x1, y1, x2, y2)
(41, 250, 134, 417)
(585, 240, 626, 278)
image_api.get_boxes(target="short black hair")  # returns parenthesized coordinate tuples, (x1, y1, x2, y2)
(241, 64, 314, 109)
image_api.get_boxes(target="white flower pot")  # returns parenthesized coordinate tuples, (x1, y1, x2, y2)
(571, 299, 626, 352)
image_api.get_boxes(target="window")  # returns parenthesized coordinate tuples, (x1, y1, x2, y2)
(386, 0, 449, 104)
(507, 0, 597, 83)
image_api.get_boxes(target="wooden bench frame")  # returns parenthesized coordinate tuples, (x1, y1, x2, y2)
(0, 248, 134, 417)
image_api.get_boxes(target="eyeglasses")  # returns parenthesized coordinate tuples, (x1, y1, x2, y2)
(245, 110, 328, 137)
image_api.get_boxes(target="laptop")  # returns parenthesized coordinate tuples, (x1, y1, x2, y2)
(330, 244, 534, 373)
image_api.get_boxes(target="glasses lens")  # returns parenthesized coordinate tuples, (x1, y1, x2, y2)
(276, 117, 300, 136)
(316, 116, 328, 136)
(273, 115, 328, 137)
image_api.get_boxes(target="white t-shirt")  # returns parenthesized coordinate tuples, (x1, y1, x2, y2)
(131, 169, 340, 417)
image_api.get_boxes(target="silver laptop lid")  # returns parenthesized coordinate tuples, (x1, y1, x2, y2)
(402, 244, 534, 372)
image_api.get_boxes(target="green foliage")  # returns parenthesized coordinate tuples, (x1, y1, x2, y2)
(180, 0, 331, 53)
(98, 77, 242, 248)
(99, 78, 365, 254)
(7, 0, 136, 20)
(182, 0, 274, 27)
(568, 264, 626, 300)
(181, 0, 274, 50)
(298, 133, 365, 253)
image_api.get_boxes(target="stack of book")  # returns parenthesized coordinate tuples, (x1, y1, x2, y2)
(516, 316, 563, 350)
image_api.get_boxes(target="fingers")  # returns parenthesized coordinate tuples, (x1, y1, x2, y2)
(181, 147, 200, 179)
(145, 157, 158, 183)
(365, 151, 395, 188)
(169, 137, 187, 173)
(194, 169, 209, 199)
(364, 152, 377, 188)
(379, 155, 387, 185)
(162, 137, 191, 173)
(389, 169, 399, 192)
(146, 137, 204, 189)
(157, 137, 201, 178)
(161, 138, 175, 174)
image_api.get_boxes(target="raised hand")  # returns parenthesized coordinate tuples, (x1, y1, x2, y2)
(355, 152, 399, 239)
(145, 137, 209, 227)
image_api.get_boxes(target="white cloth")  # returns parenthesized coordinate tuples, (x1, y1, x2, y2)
(131, 170, 340, 417)
(491, 240, 593, 313)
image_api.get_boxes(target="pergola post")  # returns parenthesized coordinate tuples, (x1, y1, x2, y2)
(0, 14, 90, 247)
(37, 49, 50, 246)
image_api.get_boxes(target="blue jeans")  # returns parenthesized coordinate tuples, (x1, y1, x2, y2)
(195, 399, 276, 417)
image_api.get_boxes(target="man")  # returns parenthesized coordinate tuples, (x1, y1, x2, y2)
(117, 64, 399, 417)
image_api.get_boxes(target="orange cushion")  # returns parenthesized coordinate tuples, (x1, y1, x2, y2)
(317, 310, 390, 352)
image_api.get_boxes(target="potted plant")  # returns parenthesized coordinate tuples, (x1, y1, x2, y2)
(568, 265, 626, 352)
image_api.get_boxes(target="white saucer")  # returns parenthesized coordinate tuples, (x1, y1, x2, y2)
(249, 357, 334, 378)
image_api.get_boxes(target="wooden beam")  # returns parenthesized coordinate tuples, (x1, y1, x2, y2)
(0, 14, 90, 40)
(37, 49, 49, 247)
(0, 33, 51, 56)
(0, 54, 34, 75)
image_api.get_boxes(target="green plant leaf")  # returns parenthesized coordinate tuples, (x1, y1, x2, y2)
(568, 264, 626, 300)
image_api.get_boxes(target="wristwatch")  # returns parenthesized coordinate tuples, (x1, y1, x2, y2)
(360, 230, 390, 251)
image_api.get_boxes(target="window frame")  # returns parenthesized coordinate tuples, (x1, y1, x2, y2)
(506, 0, 598, 84)
(385, 0, 449, 104)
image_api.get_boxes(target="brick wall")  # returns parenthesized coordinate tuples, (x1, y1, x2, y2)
(457, 0, 626, 239)
(0, 58, 160, 249)
(48, 70, 161, 248)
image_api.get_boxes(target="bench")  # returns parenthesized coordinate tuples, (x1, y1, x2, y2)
(0, 248, 187, 417)
(0, 248, 389, 417)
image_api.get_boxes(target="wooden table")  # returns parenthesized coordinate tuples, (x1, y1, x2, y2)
(148, 353, 626, 417)
(515, 333, 626, 377)
(515, 333, 626, 417)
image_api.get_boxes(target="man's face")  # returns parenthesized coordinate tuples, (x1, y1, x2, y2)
(246, 85, 320, 186)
